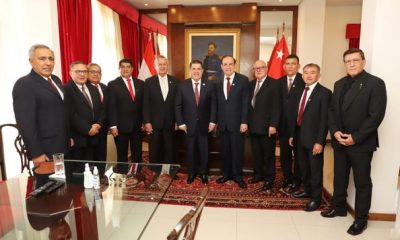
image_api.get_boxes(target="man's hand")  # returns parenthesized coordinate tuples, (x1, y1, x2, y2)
(110, 128, 119, 137)
(240, 124, 248, 133)
(88, 124, 100, 136)
(178, 125, 187, 133)
(268, 126, 277, 137)
(208, 123, 216, 133)
(70, 138, 74, 147)
(312, 143, 323, 155)
(289, 137, 294, 147)
(32, 154, 49, 167)
(339, 133, 355, 146)
(144, 123, 153, 134)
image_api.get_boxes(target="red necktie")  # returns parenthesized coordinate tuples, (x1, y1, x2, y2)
(127, 78, 135, 101)
(194, 82, 200, 106)
(297, 87, 310, 126)
(226, 77, 231, 97)
(96, 84, 103, 102)
(47, 77, 57, 90)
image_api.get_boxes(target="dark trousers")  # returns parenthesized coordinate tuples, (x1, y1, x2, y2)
(332, 149, 373, 222)
(295, 132, 323, 201)
(114, 131, 142, 173)
(279, 134, 302, 185)
(220, 130, 244, 181)
(149, 128, 174, 164)
(186, 131, 209, 176)
(92, 130, 108, 176)
(250, 133, 276, 182)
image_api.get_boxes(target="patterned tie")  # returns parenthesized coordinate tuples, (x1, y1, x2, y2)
(47, 77, 57, 91)
(297, 87, 310, 126)
(251, 80, 261, 108)
(194, 82, 200, 106)
(81, 85, 93, 109)
(95, 84, 103, 103)
(226, 77, 231, 98)
(288, 78, 293, 91)
(127, 78, 135, 101)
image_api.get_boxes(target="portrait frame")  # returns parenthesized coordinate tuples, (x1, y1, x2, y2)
(185, 28, 241, 79)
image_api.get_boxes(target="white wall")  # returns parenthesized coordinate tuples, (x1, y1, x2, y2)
(0, 0, 60, 177)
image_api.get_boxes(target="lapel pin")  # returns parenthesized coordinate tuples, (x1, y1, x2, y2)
(232, 83, 235, 86)
(359, 83, 363, 89)
(202, 83, 205, 86)
(308, 98, 311, 102)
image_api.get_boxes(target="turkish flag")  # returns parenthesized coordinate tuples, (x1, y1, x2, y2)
(138, 35, 157, 81)
(267, 35, 289, 79)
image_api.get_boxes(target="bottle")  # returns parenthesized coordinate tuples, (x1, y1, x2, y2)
(84, 163, 94, 188)
(93, 166, 100, 190)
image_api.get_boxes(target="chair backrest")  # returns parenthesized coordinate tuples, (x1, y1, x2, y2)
(0, 124, 30, 180)
(167, 187, 209, 240)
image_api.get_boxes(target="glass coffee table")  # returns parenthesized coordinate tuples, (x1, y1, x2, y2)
(0, 160, 180, 240)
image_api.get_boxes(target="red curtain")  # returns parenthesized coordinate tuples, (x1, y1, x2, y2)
(119, 15, 140, 77)
(57, 0, 92, 83)
(346, 24, 361, 49)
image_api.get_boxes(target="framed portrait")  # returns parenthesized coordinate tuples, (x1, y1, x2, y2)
(185, 28, 241, 79)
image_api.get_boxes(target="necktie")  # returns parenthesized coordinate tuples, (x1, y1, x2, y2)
(251, 80, 261, 108)
(161, 77, 168, 100)
(81, 85, 93, 109)
(95, 84, 103, 102)
(127, 78, 135, 101)
(297, 87, 310, 126)
(288, 78, 293, 91)
(194, 82, 200, 106)
(226, 77, 231, 98)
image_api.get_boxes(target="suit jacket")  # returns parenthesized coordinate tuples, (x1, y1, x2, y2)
(143, 74, 179, 130)
(107, 76, 144, 133)
(329, 70, 387, 152)
(175, 79, 217, 136)
(289, 83, 332, 148)
(64, 81, 105, 147)
(216, 72, 249, 132)
(278, 73, 305, 136)
(248, 77, 281, 135)
(12, 70, 69, 159)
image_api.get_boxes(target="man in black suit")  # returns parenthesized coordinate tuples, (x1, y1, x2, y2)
(87, 63, 108, 175)
(321, 48, 387, 236)
(288, 63, 331, 212)
(143, 56, 179, 164)
(278, 55, 305, 192)
(215, 55, 249, 189)
(248, 60, 281, 190)
(64, 61, 104, 165)
(13, 44, 69, 167)
(108, 59, 144, 172)
(175, 60, 216, 184)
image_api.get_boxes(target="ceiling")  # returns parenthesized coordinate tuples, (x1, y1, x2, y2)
(126, 0, 362, 10)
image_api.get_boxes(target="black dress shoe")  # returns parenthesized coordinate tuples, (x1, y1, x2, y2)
(187, 175, 195, 184)
(288, 183, 300, 193)
(320, 208, 347, 218)
(347, 221, 367, 236)
(281, 178, 292, 188)
(303, 200, 320, 212)
(236, 179, 247, 189)
(248, 177, 264, 184)
(292, 191, 310, 198)
(216, 176, 232, 184)
(200, 174, 208, 184)
(262, 181, 273, 190)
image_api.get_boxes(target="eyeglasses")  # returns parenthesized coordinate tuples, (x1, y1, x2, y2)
(253, 66, 266, 71)
(344, 59, 362, 65)
(73, 70, 88, 75)
(89, 70, 101, 74)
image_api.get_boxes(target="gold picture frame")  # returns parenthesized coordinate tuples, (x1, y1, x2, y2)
(185, 28, 241, 79)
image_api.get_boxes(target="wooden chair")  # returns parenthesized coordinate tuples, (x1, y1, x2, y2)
(167, 187, 209, 240)
(0, 124, 30, 180)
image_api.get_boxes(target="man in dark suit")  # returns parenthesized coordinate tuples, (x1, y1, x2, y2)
(321, 48, 387, 236)
(288, 63, 331, 212)
(215, 55, 249, 189)
(87, 63, 108, 175)
(248, 60, 281, 190)
(108, 59, 144, 172)
(64, 61, 104, 162)
(13, 44, 69, 167)
(175, 60, 216, 184)
(143, 56, 179, 164)
(278, 55, 305, 192)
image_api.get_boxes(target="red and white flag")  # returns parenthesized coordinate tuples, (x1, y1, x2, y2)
(267, 35, 289, 79)
(138, 35, 157, 81)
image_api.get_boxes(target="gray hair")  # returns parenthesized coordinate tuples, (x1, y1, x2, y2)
(88, 63, 102, 70)
(28, 44, 52, 59)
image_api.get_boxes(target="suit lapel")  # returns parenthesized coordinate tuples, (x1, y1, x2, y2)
(35, 73, 63, 100)
(304, 83, 320, 112)
(342, 78, 366, 111)
(73, 83, 92, 109)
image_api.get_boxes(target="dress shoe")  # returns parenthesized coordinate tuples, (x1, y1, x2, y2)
(262, 181, 273, 190)
(216, 176, 232, 184)
(288, 183, 300, 193)
(200, 174, 208, 184)
(187, 175, 195, 184)
(248, 177, 264, 184)
(281, 178, 292, 188)
(303, 200, 321, 212)
(236, 180, 247, 189)
(292, 191, 310, 198)
(320, 208, 347, 218)
(347, 221, 367, 236)
(172, 174, 179, 180)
